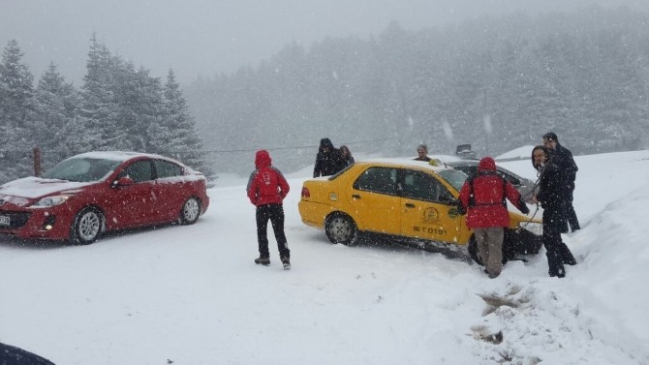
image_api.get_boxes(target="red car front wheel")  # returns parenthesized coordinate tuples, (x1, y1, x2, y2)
(70, 207, 103, 245)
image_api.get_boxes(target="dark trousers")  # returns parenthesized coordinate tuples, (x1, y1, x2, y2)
(543, 206, 575, 278)
(256, 203, 290, 259)
(543, 221, 566, 278)
(564, 188, 580, 231)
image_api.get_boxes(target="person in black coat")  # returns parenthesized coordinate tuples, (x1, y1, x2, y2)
(531, 145, 577, 278)
(543, 132, 580, 232)
(313, 138, 346, 177)
(0, 342, 55, 365)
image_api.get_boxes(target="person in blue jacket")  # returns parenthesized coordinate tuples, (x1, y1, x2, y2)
(340, 145, 355, 166)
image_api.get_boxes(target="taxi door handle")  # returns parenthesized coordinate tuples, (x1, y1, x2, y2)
(405, 203, 415, 208)
(352, 194, 361, 199)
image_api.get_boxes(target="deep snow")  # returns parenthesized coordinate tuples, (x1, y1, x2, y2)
(1, 149, 648, 365)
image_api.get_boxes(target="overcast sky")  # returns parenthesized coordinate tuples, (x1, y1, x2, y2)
(1, 0, 648, 85)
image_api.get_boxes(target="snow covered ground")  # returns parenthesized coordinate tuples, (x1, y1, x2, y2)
(1, 148, 648, 365)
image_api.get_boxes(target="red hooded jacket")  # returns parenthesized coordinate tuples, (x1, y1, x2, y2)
(246, 150, 290, 207)
(458, 157, 527, 229)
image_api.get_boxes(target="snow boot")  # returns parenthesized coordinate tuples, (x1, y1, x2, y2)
(559, 243, 577, 265)
(255, 257, 270, 266)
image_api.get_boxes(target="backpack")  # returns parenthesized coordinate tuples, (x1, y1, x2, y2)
(458, 171, 507, 215)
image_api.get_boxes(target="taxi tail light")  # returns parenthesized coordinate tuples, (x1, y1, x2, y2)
(301, 187, 310, 198)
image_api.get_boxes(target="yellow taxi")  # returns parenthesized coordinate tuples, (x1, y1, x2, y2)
(298, 158, 542, 263)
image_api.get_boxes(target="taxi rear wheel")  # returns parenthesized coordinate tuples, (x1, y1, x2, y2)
(325, 213, 357, 246)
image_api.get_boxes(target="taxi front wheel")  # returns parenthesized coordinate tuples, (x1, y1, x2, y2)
(468, 236, 482, 265)
(325, 213, 358, 246)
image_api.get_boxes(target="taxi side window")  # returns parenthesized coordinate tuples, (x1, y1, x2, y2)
(120, 160, 153, 183)
(402, 170, 453, 203)
(353, 167, 398, 196)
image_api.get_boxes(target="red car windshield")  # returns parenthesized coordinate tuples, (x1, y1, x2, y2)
(43, 158, 123, 182)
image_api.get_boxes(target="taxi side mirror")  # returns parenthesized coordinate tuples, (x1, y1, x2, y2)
(451, 199, 467, 216)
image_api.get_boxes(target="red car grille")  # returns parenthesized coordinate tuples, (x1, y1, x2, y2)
(0, 211, 32, 229)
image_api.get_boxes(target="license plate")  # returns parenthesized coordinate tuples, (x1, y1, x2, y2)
(0, 215, 9, 226)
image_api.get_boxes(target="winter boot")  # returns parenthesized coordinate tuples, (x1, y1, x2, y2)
(255, 257, 270, 266)
(559, 243, 577, 266)
(484, 269, 499, 279)
(281, 257, 291, 270)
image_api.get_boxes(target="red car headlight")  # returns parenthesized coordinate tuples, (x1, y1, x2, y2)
(30, 195, 72, 208)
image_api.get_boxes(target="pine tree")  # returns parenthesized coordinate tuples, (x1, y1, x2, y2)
(78, 34, 125, 152)
(32, 62, 80, 170)
(113, 62, 164, 152)
(0, 40, 35, 182)
(157, 70, 213, 177)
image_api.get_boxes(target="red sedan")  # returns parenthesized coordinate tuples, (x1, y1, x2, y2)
(0, 151, 210, 244)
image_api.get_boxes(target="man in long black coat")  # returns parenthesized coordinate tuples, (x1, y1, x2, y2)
(543, 132, 580, 232)
(532, 146, 577, 278)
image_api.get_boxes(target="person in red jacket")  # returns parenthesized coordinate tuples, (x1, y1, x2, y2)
(246, 150, 291, 268)
(458, 157, 529, 278)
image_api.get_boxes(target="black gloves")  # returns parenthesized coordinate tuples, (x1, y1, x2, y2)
(518, 197, 530, 214)
(455, 199, 467, 216)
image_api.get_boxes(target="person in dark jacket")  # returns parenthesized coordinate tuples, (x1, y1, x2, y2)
(340, 145, 355, 166)
(543, 132, 580, 232)
(413, 144, 432, 161)
(0, 342, 55, 365)
(247, 150, 291, 268)
(531, 146, 577, 278)
(459, 157, 530, 278)
(313, 138, 346, 177)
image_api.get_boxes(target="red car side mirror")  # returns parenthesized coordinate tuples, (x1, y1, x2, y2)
(114, 176, 135, 186)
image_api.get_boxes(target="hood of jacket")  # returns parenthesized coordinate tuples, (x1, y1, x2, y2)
(255, 150, 272, 169)
(477, 157, 496, 172)
(319, 138, 334, 151)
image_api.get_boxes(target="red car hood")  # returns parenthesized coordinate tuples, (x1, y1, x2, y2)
(0, 177, 94, 201)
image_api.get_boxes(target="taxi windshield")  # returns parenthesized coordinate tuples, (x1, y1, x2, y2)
(437, 169, 468, 192)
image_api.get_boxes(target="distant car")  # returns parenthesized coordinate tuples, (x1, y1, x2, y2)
(298, 158, 542, 263)
(445, 160, 536, 203)
(0, 151, 209, 244)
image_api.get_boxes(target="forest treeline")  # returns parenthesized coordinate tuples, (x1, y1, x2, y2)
(187, 6, 649, 175)
(0, 35, 210, 184)
(3, 6, 648, 181)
